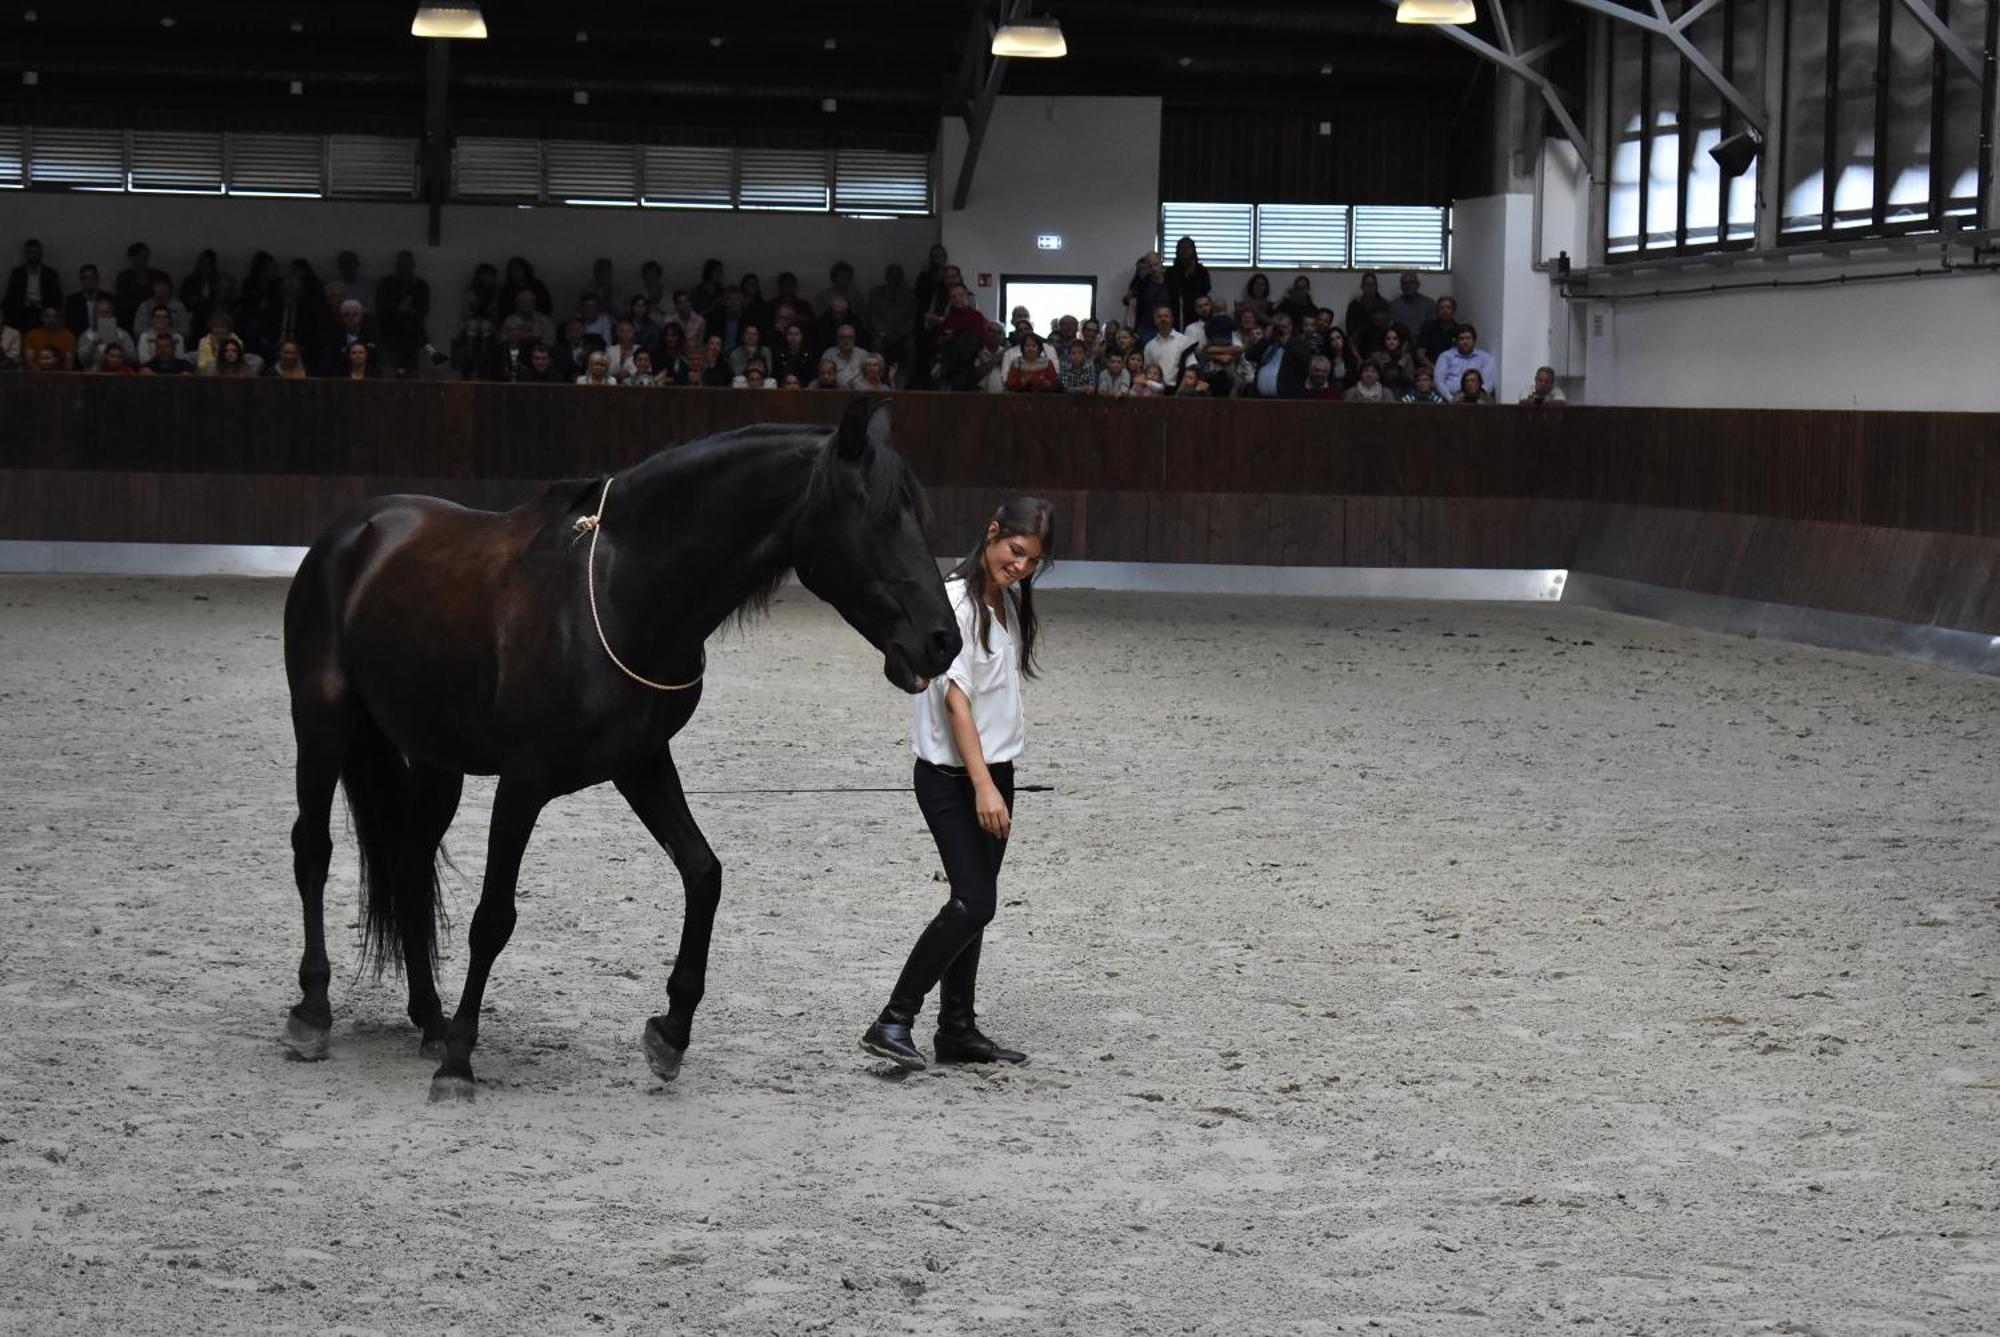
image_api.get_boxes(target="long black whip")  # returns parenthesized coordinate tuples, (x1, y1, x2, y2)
(686, 784, 1056, 795)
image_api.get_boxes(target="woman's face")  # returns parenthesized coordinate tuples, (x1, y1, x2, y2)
(1385, 329, 1401, 349)
(1022, 335, 1042, 360)
(222, 341, 241, 364)
(1249, 274, 1269, 298)
(1125, 352, 1143, 373)
(982, 524, 1044, 591)
(347, 343, 368, 370)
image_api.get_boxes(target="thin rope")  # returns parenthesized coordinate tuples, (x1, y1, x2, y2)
(574, 475, 704, 693)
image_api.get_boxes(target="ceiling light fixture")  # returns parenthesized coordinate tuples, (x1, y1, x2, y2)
(1395, 0, 1476, 24)
(991, 16, 1066, 58)
(410, 3, 487, 39)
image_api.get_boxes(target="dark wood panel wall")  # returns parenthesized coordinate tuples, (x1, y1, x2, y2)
(6, 377, 1999, 633)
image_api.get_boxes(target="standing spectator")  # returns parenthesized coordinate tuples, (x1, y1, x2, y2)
(1139, 304, 1198, 384)
(866, 264, 915, 386)
(1278, 275, 1319, 328)
(931, 282, 988, 391)
(1304, 356, 1342, 400)
(579, 257, 615, 312)
(551, 317, 602, 382)
(911, 245, 950, 334)
(6, 240, 63, 333)
(1400, 367, 1447, 403)
(655, 325, 690, 385)
(457, 262, 502, 379)
(333, 250, 372, 304)
(1452, 369, 1495, 404)
(179, 249, 231, 331)
(76, 297, 135, 371)
(1163, 236, 1210, 330)
(737, 274, 772, 340)
(257, 274, 318, 368)
(705, 287, 747, 352)
(728, 324, 775, 381)
(1343, 271, 1388, 342)
(497, 256, 551, 318)
(240, 251, 280, 314)
(482, 322, 532, 382)
(577, 350, 614, 386)
(1432, 325, 1497, 404)
(1004, 333, 1061, 393)
(1387, 272, 1435, 344)
(63, 264, 107, 336)
(114, 242, 170, 329)
(773, 323, 816, 387)
(1416, 295, 1462, 369)
(320, 300, 379, 377)
(1518, 366, 1568, 406)
(691, 259, 727, 315)
(628, 294, 663, 353)
(816, 260, 860, 317)
(575, 293, 613, 345)
(1238, 272, 1273, 323)
(1121, 253, 1166, 329)
(374, 250, 433, 378)
(635, 259, 667, 313)
(1347, 362, 1393, 403)
(24, 306, 76, 370)
(1324, 326, 1359, 388)
(0, 318, 19, 370)
(1058, 338, 1097, 394)
(915, 261, 964, 390)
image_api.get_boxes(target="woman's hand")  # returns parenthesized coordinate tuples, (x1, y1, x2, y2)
(974, 781, 1011, 839)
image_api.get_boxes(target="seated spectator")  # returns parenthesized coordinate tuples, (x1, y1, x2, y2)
(1400, 367, 1447, 403)
(195, 312, 239, 374)
(1075, 317, 1102, 362)
(733, 360, 774, 390)
(501, 288, 557, 349)
(552, 317, 603, 382)
(628, 349, 658, 386)
(816, 260, 860, 318)
(209, 335, 253, 378)
(27, 345, 62, 373)
(1059, 338, 1097, 394)
(780, 373, 803, 389)
(1347, 362, 1393, 403)
(932, 284, 988, 391)
(256, 274, 319, 368)
(704, 286, 747, 351)
(667, 289, 706, 348)
(773, 323, 816, 386)
(1432, 325, 1497, 404)
(96, 344, 137, 375)
(140, 336, 194, 375)
(857, 354, 890, 392)
(691, 258, 726, 315)
(576, 293, 613, 345)
(136, 305, 187, 365)
(1453, 368, 1494, 404)
(865, 264, 915, 387)
(698, 339, 734, 388)
(1388, 272, 1435, 344)
(820, 324, 867, 388)
(1004, 333, 1061, 392)
(133, 277, 192, 342)
(1279, 275, 1320, 328)
(628, 295, 663, 352)
(810, 293, 868, 354)
(343, 341, 375, 380)
(1251, 313, 1308, 399)
(266, 340, 309, 380)
(729, 324, 776, 380)
(654, 325, 691, 385)
(483, 322, 533, 382)
(770, 271, 813, 325)
(497, 256, 552, 320)
(5, 238, 62, 333)
(1140, 304, 1197, 383)
(1342, 271, 1386, 342)
(1518, 366, 1567, 406)
(1169, 364, 1208, 397)
(321, 300, 379, 377)
(606, 320, 644, 382)
(577, 350, 614, 386)
(975, 322, 1013, 392)
(1416, 295, 1462, 368)
(1304, 356, 1342, 400)
(76, 298, 135, 371)
(374, 249, 434, 378)
(64, 263, 106, 336)
(811, 358, 843, 390)
(1323, 325, 1359, 388)
(1366, 327, 1416, 393)
(115, 241, 170, 329)
(681, 347, 711, 388)
(1352, 304, 1399, 358)
(1128, 350, 1163, 397)
(24, 305, 77, 371)
(518, 342, 561, 384)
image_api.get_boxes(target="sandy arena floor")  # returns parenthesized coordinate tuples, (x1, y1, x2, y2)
(0, 576, 1995, 1335)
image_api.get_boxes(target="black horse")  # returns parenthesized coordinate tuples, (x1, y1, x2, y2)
(281, 398, 960, 1101)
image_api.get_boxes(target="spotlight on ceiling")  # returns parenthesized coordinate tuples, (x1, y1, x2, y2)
(991, 16, 1066, 58)
(1708, 129, 1762, 178)
(411, 3, 487, 38)
(1396, 0, 1477, 24)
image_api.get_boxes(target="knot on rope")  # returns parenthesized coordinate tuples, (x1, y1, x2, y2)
(572, 513, 601, 536)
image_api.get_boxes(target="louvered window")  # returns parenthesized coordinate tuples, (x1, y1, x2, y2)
(328, 135, 417, 198)
(130, 130, 225, 194)
(642, 145, 733, 209)
(28, 126, 125, 188)
(547, 139, 639, 205)
(454, 136, 543, 199)
(1350, 205, 1450, 269)
(229, 134, 324, 196)
(833, 149, 931, 215)
(1254, 204, 1351, 268)
(0, 126, 24, 188)
(738, 148, 829, 211)
(1159, 202, 1254, 266)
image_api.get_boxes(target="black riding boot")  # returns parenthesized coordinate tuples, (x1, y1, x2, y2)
(933, 930, 1027, 1064)
(861, 898, 983, 1070)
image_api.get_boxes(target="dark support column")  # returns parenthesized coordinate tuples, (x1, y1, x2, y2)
(424, 39, 451, 247)
(952, 0, 1032, 210)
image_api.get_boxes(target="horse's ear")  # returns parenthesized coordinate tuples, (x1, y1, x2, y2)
(835, 396, 875, 462)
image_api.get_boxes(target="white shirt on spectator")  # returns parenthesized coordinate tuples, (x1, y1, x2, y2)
(133, 298, 193, 340)
(1141, 326, 1198, 379)
(77, 325, 136, 371)
(1433, 346, 1498, 399)
(821, 345, 867, 389)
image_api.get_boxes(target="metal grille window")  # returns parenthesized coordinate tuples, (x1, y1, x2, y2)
(27, 126, 125, 188)
(1351, 205, 1450, 269)
(1159, 202, 1254, 266)
(833, 149, 931, 215)
(328, 135, 417, 198)
(229, 133, 324, 197)
(738, 148, 830, 211)
(642, 145, 733, 209)
(1254, 204, 1351, 268)
(129, 130, 224, 194)
(454, 136, 543, 200)
(547, 140, 640, 205)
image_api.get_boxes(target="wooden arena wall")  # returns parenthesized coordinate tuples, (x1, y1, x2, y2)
(5, 377, 1998, 634)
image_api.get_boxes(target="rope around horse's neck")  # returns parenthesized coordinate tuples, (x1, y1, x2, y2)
(574, 475, 704, 693)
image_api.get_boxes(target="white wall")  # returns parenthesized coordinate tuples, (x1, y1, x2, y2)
(940, 96, 1160, 326)
(1447, 193, 1549, 399)
(4, 192, 939, 313)
(1201, 267, 1457, 328)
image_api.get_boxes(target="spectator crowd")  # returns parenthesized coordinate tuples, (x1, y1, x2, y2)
(1, 233, 1566, 405)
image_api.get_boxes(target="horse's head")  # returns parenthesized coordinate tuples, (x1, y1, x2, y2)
(793, 399, 961, 694)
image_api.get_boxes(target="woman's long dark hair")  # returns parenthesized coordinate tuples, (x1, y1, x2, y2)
(950, 497, 1055, 679)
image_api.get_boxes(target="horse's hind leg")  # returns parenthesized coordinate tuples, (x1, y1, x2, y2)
(284, 702, 353, 1060)
(401, 765, 463, 1059)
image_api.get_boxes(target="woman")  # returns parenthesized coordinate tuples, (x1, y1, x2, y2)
(267, 340, 309, 380)
(1239, 272, 1273, 322)
(1163, 236, 1210, 330)
(1120, 252, 1165, 329)
(1453, 368, 1494, 404)
(862, 498, 1057, 1069)
(691, 258, 726, 315)
(179, 249, 230, 330)
(1170, 364, 1207, 397)
(1127, 349, 1162, 397)
(497, 256, 551, 319)
(1278, 275, 1318, 327)
(1004, 333, 1061, 393)
(1324, 325, 1359, 389)
(606, 320, 643, 382)
(344, 340, 374, 380)
(577, 350, 614, 386)
(655, 322, 690, 385)
(1366, 326, 1415, 393)
(210, 335, 253, 378)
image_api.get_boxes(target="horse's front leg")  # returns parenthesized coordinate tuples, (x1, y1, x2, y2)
(616, 750, 722, 1084)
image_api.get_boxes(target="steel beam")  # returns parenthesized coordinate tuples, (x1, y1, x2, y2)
(1892, 0, 1983, 80)
(1560, 0, 1766, 132)
(951, 0, 1032, 210)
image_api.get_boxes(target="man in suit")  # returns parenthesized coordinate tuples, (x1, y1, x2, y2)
(62, 264, 105, 336)
(4, 239, 62, 333)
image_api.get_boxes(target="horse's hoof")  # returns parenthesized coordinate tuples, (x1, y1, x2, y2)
(282, 1012, 331, 1062)
(428, 1073, 477, 1104)
(643, 1018, 685, 1084)
(418, 1035, 448, 1062)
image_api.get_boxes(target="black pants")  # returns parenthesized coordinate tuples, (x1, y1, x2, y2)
(914, 758, 1014, 927)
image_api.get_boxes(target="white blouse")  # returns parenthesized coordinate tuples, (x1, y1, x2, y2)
(911, 577, 1025, 767)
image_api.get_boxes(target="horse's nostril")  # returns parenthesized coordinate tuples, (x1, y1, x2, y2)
(930, 628, 957, 658)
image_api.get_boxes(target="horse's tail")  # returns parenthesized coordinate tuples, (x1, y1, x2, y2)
(341, 710, 445, 978)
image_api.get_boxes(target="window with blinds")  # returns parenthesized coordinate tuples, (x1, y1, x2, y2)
(0, 126, 27, 189)
(833, 149, 931, 215)
(129, 130, 224, 194)
(643, 145, 733, 209)
(1254, 204, 1350, 268)
(1351, 205, 1450, 269)
(229, 134, 324, 197)
(547, 140, 640, 205)
(738, 148, 830, 211)
(1159, 202, 1254, 266)
(454, 137, 543, 200)
(27, 126, 125, 188)
(328, 135, 417, 198)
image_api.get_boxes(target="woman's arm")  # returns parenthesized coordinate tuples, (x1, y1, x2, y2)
(944, 682, 1010, 838)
